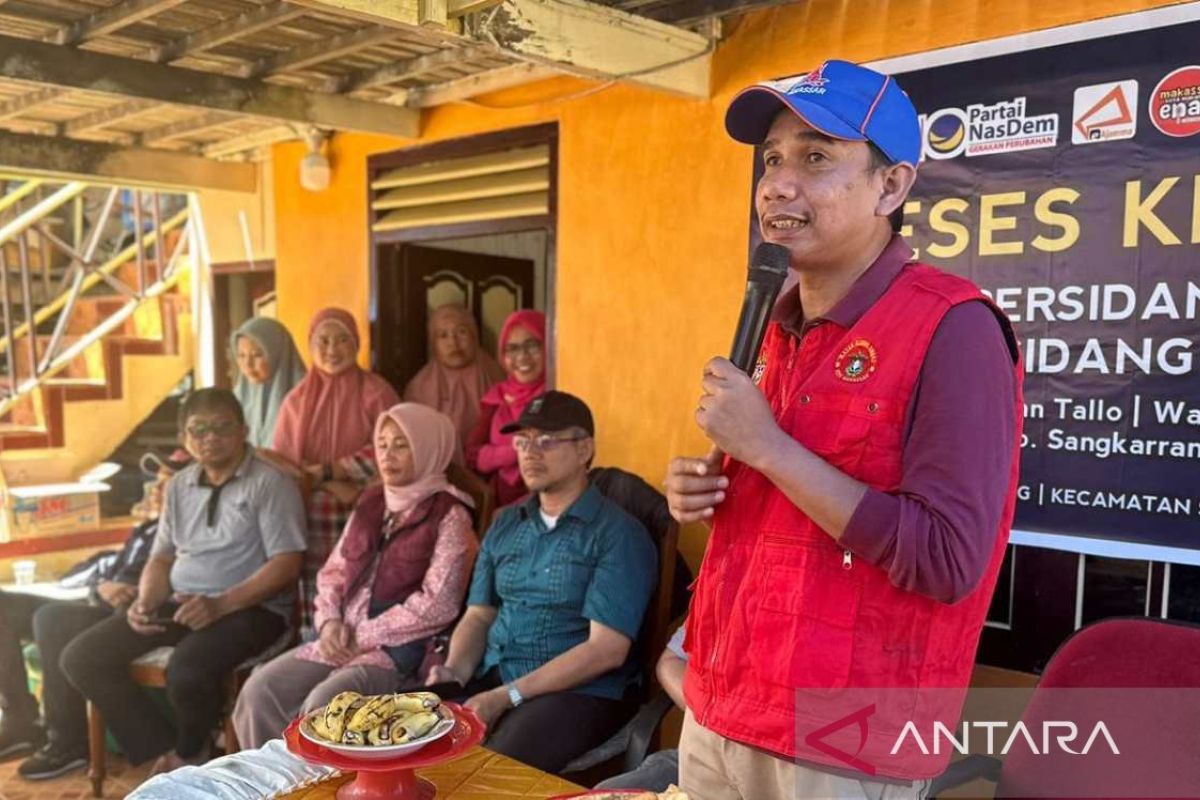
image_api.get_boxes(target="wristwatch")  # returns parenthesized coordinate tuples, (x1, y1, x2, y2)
(505, 682, 524, 708)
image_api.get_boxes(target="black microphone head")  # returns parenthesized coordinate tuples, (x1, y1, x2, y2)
(749, 242, 791, 286)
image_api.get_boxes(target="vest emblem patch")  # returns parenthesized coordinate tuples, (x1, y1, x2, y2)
(751, 354, 768, 386)
(835, 339, 877, 383)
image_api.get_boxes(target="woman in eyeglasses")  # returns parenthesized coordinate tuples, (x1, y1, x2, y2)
(465, 310, 546, 507)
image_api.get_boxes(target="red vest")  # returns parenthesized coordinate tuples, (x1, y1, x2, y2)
(339, 487, 465, 611)
(682, 263, 1023, 780)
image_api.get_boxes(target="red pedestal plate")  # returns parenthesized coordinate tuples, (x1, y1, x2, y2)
(284, 702, 486, 800)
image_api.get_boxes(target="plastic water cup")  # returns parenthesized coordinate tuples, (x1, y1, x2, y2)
(12, 560, 35, 586)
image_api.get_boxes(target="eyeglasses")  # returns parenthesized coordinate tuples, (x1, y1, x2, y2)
(503, 340, 542, 358)
(512, 434, 586, 453)
(185, 421, 241, 439)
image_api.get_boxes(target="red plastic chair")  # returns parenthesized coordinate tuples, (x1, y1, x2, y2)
(932, 617, 1200, 798)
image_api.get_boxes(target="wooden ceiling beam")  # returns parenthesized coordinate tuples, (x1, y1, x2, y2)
(140, 111, 238, 144)
(149, 1, 309, 63)
(285, 0, 421, 29)
(334, 44, 481, 92)
(0, 33, 419, 137)
(0, 86, 68, 121)
(61, 99, 158, 135)
(0, 130, 257, 192)
(242, 24, 397, 78)
(54, 0, 190, 46)
(202, 124, 297, 158)
(294, 0, 710, 96)
(400, 62, 557, 106)
(475, 0, 711, 97)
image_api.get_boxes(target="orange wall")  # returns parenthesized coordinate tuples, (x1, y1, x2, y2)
(273, 0, 1189, 567)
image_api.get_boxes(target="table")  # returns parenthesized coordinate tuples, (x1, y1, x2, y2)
(279, 747, 584, 799)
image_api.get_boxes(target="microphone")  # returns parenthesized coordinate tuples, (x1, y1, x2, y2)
(729, 242, 791, 373)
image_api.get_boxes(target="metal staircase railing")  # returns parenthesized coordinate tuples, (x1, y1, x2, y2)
(0, 180, 196, 422)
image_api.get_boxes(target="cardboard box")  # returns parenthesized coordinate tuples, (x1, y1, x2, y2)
(0, 483, 108, 542)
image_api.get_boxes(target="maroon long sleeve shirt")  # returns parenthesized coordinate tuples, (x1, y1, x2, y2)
(771, 236, 1019, 604)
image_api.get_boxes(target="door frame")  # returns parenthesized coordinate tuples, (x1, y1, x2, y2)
(366, 122, 558, 386)
(211, 259, 276, 389)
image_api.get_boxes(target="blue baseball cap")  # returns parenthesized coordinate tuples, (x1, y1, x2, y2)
(725, 60, 921, 166)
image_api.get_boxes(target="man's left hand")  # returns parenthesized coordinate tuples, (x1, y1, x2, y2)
(697, 357, 786, 468)
(173, 593, 228, 630)
(464, 687, 512, 728)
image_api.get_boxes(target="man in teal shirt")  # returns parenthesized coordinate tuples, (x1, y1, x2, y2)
(424, 391, 657, 773)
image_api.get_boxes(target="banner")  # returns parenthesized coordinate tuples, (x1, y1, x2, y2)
(753, 8, 1200, 557)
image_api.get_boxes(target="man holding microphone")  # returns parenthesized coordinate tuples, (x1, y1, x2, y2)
(666, 60, 1022, 799)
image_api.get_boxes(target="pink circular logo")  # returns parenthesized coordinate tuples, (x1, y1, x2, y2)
(1150, 65, 1200, 137)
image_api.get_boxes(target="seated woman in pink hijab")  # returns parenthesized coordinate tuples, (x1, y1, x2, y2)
(465, 310, 546, 507)
(265, 307, 400, 638)
(404, 305, 505, 448)
(232, 404, 477, 749)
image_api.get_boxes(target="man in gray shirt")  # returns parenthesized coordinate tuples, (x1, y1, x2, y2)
(61, 388, 306, 775)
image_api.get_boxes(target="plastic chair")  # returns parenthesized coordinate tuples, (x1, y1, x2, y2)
(930, 617, 1200, 798)
(560, 467, 692, 780)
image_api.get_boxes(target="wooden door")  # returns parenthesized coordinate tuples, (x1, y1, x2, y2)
(376, 244, 536, 391)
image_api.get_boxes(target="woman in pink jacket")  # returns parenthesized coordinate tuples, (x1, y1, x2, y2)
(465, 310, 546, 507)
(232, 404, 477, 749)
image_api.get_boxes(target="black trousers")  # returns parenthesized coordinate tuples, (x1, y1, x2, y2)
(0, 589, 49, 725)
(417, 668, 633, 774)
(61, 606, 285, 764)
(34, 602, 114, 749)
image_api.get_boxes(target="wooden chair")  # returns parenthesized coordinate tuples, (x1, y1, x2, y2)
(85, 629, 292, 797)
(447, 461, 496, 535)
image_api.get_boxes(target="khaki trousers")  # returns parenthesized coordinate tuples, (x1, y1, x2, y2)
(679, 710, 932, 800)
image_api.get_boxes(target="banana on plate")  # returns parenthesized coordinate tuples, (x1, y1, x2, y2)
(391, 711, 440, 743)
(309, 691, 445, 747)
(347, 694, 402, 733)
(322, 691, 364, 742)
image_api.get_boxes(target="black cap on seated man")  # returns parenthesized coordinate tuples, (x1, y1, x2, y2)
(500, 390, 595, 438)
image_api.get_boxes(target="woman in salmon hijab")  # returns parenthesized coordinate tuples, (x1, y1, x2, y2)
(268, 307, 401, 638)
(465, 310, 546, 507)
(231, 317, 306, 449)
(233, 404, 477, 748)
(404, 304, 505, 446)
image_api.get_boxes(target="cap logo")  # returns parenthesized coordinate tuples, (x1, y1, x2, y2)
(529, 398, 543, 413)
(771, 65, 829, 96)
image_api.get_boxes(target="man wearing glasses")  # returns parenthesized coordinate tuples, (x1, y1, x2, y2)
(62, 388, 306, 775)
(422, 390, 657, 774)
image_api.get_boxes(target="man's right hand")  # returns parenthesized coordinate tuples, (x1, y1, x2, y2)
(425, 664, 466, 687)
(666, 448, 728, 524)
(127, 599, 166, 636)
